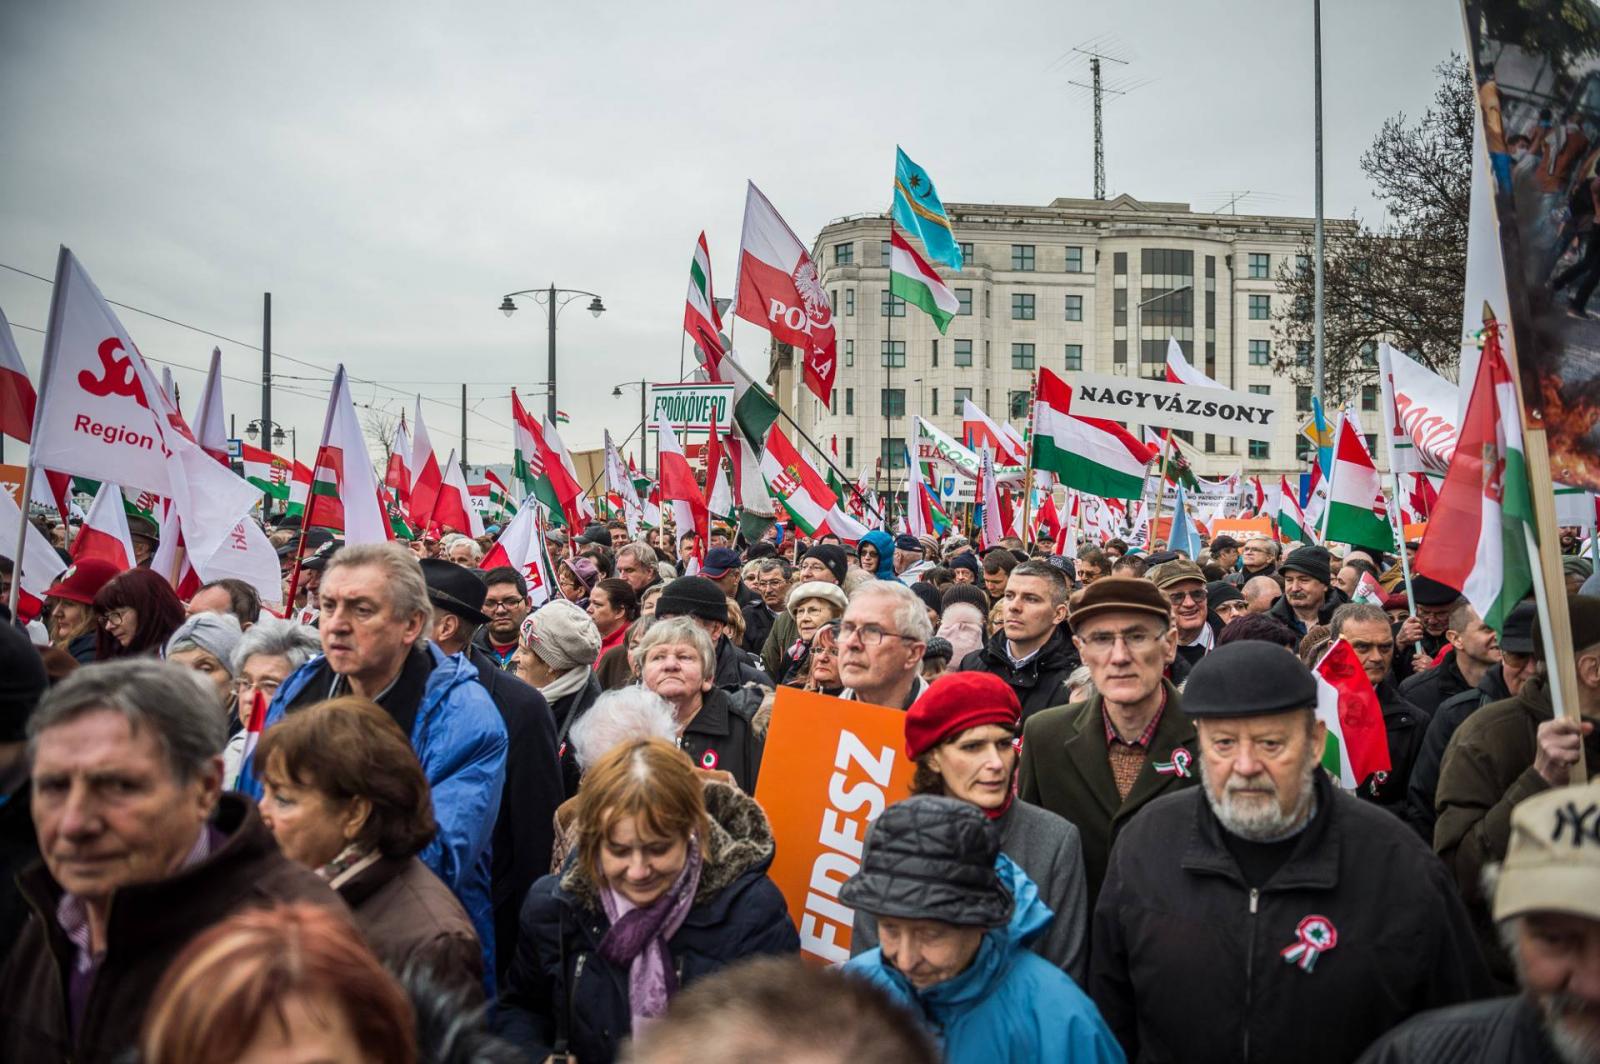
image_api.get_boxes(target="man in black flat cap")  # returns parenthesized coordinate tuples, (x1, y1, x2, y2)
(419, 559, 563, 983)
(1268, 544, 1348, 637)
(1394, 575, 1463, 680)
(1090, 641, 1492, 1064)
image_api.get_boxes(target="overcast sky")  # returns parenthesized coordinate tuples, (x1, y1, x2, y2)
(0, 0, 1465, 467)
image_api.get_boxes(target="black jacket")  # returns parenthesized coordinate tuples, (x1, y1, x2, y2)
(1397, 652, 1473, 717)
(0, 783, 37, 948)
(1404, 666, 1512, 842)
(496, 783, 799, 1064)
(550, 671, 602, 799)
(466, 646, 564, 983)
(1091, 774, 1493, 1064)
(65, 631, 97, 664)
(957, 626, 1080, 721)
(714, 634, 772, 691)
(469, 625, 519, 670)
(1357, 994, 1563, 1063)
(742, 600, 778, 656)
(681, 685, 767, 793)
(1362, 678, 1430, 832)
(1267, 584, 1348, 637)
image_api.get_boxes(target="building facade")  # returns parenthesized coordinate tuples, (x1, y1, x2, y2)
(770, 194, 1377, 499)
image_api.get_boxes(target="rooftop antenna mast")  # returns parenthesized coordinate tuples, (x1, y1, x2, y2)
(1069, 47, 1128, 200)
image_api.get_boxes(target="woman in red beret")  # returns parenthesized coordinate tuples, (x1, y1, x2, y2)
(850, 671, 1090, 985)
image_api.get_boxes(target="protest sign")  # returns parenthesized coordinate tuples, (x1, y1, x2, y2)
(1067, 373, 1283, 442)
(0, 463, 24, 505)
(753, 687, 915, 966)
(648, 383, 734, 432)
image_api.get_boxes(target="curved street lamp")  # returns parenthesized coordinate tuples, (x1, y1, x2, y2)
(499, 285, 607, 422)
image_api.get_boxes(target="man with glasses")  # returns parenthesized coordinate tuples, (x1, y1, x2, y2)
(1327, 603, 1428, 827)
(741, 558, 792, 655)
(1019, 577, 1197, 908)
(1229, 536, 1279, 587)
(1150, 560, 1212, 669)
(838, 582, 932, 710)
(471, 566, 529, 671)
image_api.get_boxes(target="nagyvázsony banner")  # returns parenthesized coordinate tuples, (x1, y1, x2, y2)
(1067, 372, 1284, 442)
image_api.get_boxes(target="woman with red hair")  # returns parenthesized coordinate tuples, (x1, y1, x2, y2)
(92, 568, 185, 660)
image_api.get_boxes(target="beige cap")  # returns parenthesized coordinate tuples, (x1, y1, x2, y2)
(1493, 781, 1600, 923)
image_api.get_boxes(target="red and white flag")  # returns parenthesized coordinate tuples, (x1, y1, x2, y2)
(430, 449, 485, 538)
(0, 485, 67, 622)
(481, 500, 557, 607)
(193, 347, 229, 466)
(734, 182, 836, 403)
(407, 396, 443, 529)
(962, 397, 1026, 466)
(72, 481, 136, 571)
(0, 304, 38, 442)
(656, 419, 707, 542)
(305, 365, 390, 544)
(386, 413, 412, 512)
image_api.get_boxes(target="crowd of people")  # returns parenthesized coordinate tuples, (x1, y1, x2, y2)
(0, 510, 1597, 1063)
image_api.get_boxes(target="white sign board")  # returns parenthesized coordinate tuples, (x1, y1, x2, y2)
(648, 383, 735, 432)
(1067, 373, 1283, 443)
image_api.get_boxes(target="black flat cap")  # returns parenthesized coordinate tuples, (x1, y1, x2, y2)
(1182, 640, 1318, 718)
(1500, 600, 1537, 654)
(1207, 581, 1246, 611)
(1410, 575, 1463, 607)
(419, 559, 490, 625)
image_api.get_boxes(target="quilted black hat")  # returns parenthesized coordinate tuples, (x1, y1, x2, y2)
(839, 795, 1012, 929)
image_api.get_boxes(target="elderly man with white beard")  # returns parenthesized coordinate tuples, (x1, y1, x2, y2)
(1089, 641, 1492, 1064)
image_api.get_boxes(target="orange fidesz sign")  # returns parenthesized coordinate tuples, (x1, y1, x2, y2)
(753, 687, 915, 966)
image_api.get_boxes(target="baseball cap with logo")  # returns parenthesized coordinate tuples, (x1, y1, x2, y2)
(1493, 781, 1600, 923)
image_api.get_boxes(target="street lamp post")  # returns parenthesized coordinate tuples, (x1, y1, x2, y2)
(499, 285, 607, 424)
(611, 380, 650, 477)
(1131, 282, 1195, 378)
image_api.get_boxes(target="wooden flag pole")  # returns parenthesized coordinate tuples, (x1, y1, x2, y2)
(1522, 424, 1587, 783)
(1149, 431, 1174, 551)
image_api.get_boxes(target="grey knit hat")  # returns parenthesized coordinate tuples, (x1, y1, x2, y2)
(519, 599, 602, 670)
(164, 612, 244, 675)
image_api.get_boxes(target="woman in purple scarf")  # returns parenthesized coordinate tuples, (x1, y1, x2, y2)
(496, 739, 799, 1063)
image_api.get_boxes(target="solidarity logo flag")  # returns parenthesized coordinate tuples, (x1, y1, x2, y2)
(1313, 638, 1392, 789)
(734, 182, 837, 404)
(1377, 342, 1458, 475)
(481, 500, 557, 607)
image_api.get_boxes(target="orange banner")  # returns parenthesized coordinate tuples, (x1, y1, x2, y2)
(0, 463, 25, 506)
(753, 687, 915, 966)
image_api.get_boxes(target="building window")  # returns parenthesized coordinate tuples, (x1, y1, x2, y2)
(1011, 343, 1035, 370)
(1360, 342, 1378, 367)
(955, 287, 973, 315)
(1114, 251, 1127, 275)
(931, 339, 939, 367)
(954, 339, 973, 367)
(984, 289, 991, 317)
(845, 289, 855, 316)
(881, 389, 905, 417)
(1114, 339, 1127, 365)
(1362, 384, 1379, 411)
(1009, 390, 1030, 419)
(845, 437, 854, 467)
(1113, 287, 1127, 327)
(1249, 384, 1271, 397)
(1011, 293, 1036, 320)
(880, 437, 906, 470)
(1365, 433, 1379, 453)
(1297, 385, 1312, 413)
(881, 341, 906, 367)
(931, 388, 939, 415)
(833, 243, 854, 266)
(1065, 294, 1083, 321)
(1065, 246, 1084, 273)
(1011, 245, 1035, 271)
(844, 340, 854, 367)
(1249, 440, 1270, 459)
(845, 388, 854, 415)
(959, 241, 974, 264)
(1295, 341, 1311, 367)
(1248, 294, 1271, 320)
(984, 341, 991, 368)
(1247, 253, 1270, 279)
(955, 386, 972, 408)
(881, 290, 906, 317)
(880, 240, 893, 267)
(829, 388, 837, 413)
(1064, 344, 1083, 370)
(1296, 253, 1312, 276)
(1248, 339, 1271, 366)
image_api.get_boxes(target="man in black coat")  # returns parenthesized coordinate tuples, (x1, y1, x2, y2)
(1090, 642, 1492, 1064)
(1398, 601, 1502, 716)
(420, 560, 564, 982)
(957, 559, 1078, 720)
(1328, 603, 1430, 829)
(1268, 544, 1348, 637)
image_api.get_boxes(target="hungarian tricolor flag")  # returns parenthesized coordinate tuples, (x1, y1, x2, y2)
(1313, 639, 1392, 789)
(511, 388, 567, 522)
(759, 424, 837, 537)
(1031, 368, 1155, 500)
(1274, 475, 1311, 544)
(72, 481, 135, 570)
(684, 231, 725, 367)
(734, 182, 836, 403)
(241, 444, 309, 504)
(888, 227, 958, 334)
(535, 415, 593, 531)
(1323, 416, 1395, 552)
(1414, 308, 1534, 633)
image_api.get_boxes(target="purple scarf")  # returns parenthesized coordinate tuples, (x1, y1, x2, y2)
(597, 837, 704, 1027)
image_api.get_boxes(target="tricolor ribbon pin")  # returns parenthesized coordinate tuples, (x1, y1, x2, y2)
(1280, 915, 1338, 973)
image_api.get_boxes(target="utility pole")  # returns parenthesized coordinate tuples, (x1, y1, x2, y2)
(460, 384, 468, 475)
(1313, 0, 1327, 411)
(1069, 47, 1128, 201)
(261, 292, 272, 517)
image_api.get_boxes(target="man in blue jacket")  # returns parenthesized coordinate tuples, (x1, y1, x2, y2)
(237, 542, 508, 986)
(841, 795, 1123, 1063)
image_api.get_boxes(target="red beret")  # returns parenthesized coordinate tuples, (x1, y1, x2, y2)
(904, 672, 1021, 762)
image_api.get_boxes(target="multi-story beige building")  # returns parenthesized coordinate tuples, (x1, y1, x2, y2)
(769, 194, 1376, 501)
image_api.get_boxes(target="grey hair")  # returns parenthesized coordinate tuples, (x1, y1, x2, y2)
(617, 541, 659, 570)
(28, 660, 227, 781)
(231, 617, 323, 674)
(755, 557, 791, 579)
(1245, 536, 1280, 558)
(326, 541, 433, 630)
(568, 685, 678, 771)
(439, 533, 483, 565)
(1329, 602, 1388, 640)
(633, 615, 716, 678)
(847, 581, 933, 643)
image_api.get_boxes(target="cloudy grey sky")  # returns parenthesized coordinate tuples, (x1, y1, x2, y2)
(0, 0, 1464, 466)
